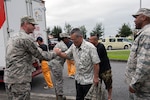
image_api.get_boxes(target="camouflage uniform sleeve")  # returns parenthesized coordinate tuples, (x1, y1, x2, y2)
(130, 34, 150, 91)
(65, 44, 73, 59)
(24, 39, 56, 61)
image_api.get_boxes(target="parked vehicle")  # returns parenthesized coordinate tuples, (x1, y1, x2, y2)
(100, 37, 132, 50)
(0, 0, 47, 82)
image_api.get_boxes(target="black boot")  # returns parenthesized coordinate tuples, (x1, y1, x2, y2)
(63, 95, 66, 100)
(57, 95, 63, 100)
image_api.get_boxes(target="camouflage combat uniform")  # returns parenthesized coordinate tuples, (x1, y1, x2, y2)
(4, 30, 57, 100)
(125, 24, 150, 100)
(49, 40, 68, 96)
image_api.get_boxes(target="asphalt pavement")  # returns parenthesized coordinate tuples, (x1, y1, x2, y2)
(0, 61, 128, 100)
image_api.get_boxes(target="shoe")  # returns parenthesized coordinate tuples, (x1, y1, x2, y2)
(63, 95, 66, 100)
(57, 95, 62, 100)
(69, 75, 74, 79)
(44, 85, 49, 89)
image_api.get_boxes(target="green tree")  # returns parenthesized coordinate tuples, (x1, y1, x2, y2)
(64, 23, 73, 33)
(116, 23, 132, 37)
(79, 25, 87, 39)
(51, 26, 62, 38)
(46, 27, 51, 35)
(90, 23, 104, 39)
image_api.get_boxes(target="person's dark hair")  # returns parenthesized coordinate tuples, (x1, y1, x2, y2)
(90, 33, 99, 39)
(70, 28, 83, 37)
(36, 37, 43, 42)
(90, 34, 99, 40)
(58, 37, 66, 41)
(90, 33, 96, 37)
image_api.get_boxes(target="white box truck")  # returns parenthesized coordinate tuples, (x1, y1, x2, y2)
(0, 0, 48, 82)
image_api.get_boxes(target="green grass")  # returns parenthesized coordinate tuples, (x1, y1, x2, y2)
(107, 50, 130, 61)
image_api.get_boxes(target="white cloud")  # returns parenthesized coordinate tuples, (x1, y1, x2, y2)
(45, 0, 150, 37)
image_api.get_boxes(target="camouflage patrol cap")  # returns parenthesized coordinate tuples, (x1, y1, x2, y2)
(59, 33, 70, 38)
(21, 16, 38, 25)
(132, 8, 150, 18)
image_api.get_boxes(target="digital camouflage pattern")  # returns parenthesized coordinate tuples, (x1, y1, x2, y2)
(49, 40, 69, 95)
(4, 29, 57, 84)
(84, 81, 107, 100)
(5, 83, 31, 100)
(125, 24, 150, 99)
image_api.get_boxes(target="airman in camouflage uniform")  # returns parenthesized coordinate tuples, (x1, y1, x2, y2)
(56, 28, 100, 100)
(49, 33, 70, 100)
(125, 8, 150, 100)
(4, 16, 58, 100)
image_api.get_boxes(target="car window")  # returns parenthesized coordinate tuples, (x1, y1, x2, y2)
(123, 38, 130, 42)
(117, 39, 123, 42)
(109, 38, 115, 42)
(102, 39, 105, 42)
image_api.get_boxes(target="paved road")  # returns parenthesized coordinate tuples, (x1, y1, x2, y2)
(0, 61, 129, 100)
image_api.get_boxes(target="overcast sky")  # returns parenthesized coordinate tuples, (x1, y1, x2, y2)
(44, 0, 150, 37)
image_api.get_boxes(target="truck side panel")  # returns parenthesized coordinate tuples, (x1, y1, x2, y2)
(5, 0, 28, 37)
(0, 0, 46, 82)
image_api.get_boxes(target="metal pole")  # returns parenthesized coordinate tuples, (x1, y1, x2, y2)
(140, 0, 142, 8)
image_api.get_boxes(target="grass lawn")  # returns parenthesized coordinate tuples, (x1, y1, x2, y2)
(107, 50, 130, 61)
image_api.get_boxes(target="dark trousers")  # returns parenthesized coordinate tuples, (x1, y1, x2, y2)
(75, 80, 92, 100)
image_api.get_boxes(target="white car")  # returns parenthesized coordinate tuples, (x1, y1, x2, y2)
(100, 37, 132, 50)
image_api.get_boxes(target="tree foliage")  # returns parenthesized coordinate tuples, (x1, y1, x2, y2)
(90, 23, 104, 39)
(51, 26, 62, 38)
(79, 25, 87, 39)
(116, 23, 132, 37)
(46, 27, 51, 34)
(64, 23, 73, 34)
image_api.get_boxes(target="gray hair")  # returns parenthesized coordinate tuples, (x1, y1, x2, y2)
(70, 28, 83, 37)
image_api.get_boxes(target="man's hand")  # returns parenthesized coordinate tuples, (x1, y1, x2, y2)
(53, 48, 61, 56)
(129, 86, 136, 93)
(93, 77, 99, 86)
(93, 63, 99, 86)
